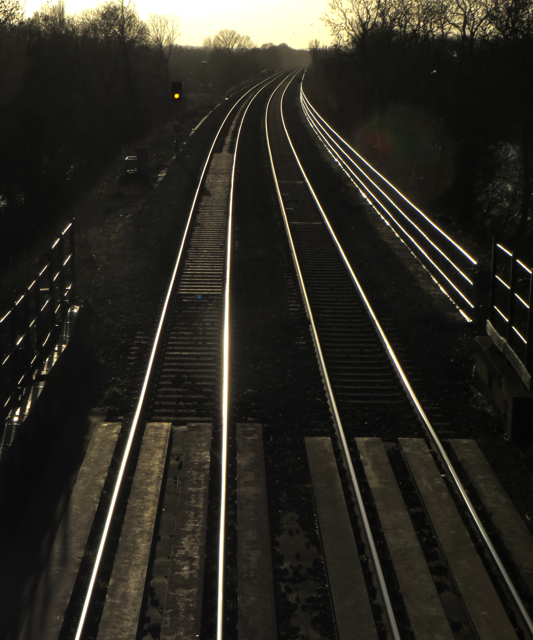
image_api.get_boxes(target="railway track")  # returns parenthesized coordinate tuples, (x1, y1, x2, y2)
(298, 81, 479, 323)
(8, 71, 533, 640)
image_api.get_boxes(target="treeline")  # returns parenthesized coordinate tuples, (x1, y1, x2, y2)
(175, 35, 308, 99)
(306, 0, 533, 247)
(1, 1, 169, 222)
(0, 0, 307, 267)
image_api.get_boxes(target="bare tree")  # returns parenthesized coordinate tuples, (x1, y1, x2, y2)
(239, 33, 255, 49)
(322, 0, 453, 48)
(420, 0, 452, 42)
(32, 0, 70, 35)
(213, 28, 239, 49)
(0, 0, 24, 108)
(446, 0, 493, 56)
(148, 12, 181, 86)
(490, 0, 533, 44)
(148, 12, 180, 52)
(88, 0, 148, 46)
(0, 0, 23, 28)
(212, 28, 255, 50)
(322, 0, 381, 47)
(489, 0, 533, 231)
(79, 0, 148, 119)
(322, 0, 439, 108)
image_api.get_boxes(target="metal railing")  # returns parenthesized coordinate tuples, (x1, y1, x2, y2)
(0, 221, 76, 424)
(488, 240, 532, 388)
(300, 85, 480, 321)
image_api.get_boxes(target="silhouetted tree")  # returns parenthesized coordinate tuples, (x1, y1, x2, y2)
(212, 28, 255, 50)
(0, 0, 22, 28)
(447, 0, 493, 57)
(488, 0, 533, 233)
(312, 0, 532, 241)
(148, 12, 181, 89)
(0, 5, 310, 270)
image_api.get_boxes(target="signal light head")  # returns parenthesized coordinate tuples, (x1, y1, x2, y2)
(171, 81, 183, 102)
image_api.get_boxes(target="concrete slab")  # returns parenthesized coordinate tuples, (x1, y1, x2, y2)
(97, 422, 171, 639)
(400, 438, 518, 640)
(473, 336, 533, 446)
(450, 439, 533, 595)
(357, 438, 454, 640)
(305, 437, 377, 640)
(237, 424, 276, 640)
(18, 422, 121, 640)
(0, 411, 107, 639)
(137, 426, 188, 639)
(160, 423, 212, 640)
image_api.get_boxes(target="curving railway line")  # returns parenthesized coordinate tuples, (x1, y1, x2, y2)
(7, 70, 533, 640)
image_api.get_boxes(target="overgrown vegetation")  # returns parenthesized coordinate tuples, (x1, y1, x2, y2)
(305, 0, 533, 256)
(0, 0, 307, 279)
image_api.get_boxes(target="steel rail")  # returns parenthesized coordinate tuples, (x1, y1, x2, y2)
(266, 72, 403, 640)
(300, 87, 477, 266)
(217, 72, 288, 640)
(299, 92, 477, 319)
(286, 75, 533, 637)
(301, 95, 474, 287)
(298, 113, 476, 322)
(72, 75, 282, 640)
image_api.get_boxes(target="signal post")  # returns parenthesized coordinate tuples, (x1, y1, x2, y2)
(171, 81, 183, 157)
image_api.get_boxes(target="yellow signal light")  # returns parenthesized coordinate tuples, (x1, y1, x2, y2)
(171, 81, 183, 102)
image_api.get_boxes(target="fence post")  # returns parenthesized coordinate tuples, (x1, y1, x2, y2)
(34, 278, 43, 352)
(488, 237, 497, 326)
(526, 269, 533, 371)
(9, 307, 19, 392)
(507, 252, 517, 344)
(57, 235, 66, 325)
(48, 248, 57, 329)
(22, 293, 33, 382)
(70, 219, 76, 306)
(0, 312, 12, 410)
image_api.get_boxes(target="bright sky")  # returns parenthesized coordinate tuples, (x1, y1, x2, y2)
(24, 0, 333, 50)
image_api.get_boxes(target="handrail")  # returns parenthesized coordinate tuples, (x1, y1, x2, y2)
(488, 240, 532, 386)
(0, 221, 76, 425)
